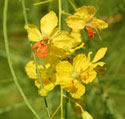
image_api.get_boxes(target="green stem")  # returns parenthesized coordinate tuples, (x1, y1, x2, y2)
(64, 92, 68, 119)
(95, 29, 102, 40)
(32, 52, 43, 88)
(61, 11, 72, 16)
(63, 94, 84, 112)
(61, 88, 64, 119)
(68, 0, 77, 11)
(58, 0, 62, 31)
(58, 1, 64, 118)
(3, 0, 40, 118)
(34, 0, 54, 6)
(21, 0, 51, 118)
(21, 0, 28, 24)
(51, 104, 61, 119)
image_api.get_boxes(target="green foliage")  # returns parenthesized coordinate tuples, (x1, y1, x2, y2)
(0, 0, 125, 119)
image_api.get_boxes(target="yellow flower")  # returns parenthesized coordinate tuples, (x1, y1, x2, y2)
(56, 61, 85, 99)
(73, 47, 107, 84)
(56, 47, 107, 98)
(25, 59, 59, 97)
(25, 11, 83, 58)
(66, 6, 108, 38)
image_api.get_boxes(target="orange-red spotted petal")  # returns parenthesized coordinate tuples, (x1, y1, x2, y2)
(31, 42, 49, 58)
(87, 28, 94, 39)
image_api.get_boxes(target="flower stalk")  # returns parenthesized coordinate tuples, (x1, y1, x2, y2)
(58, 0, 62, 31)
(34, 0, 54, 6)
(68, 0, 77, 11)
(21, 0, 51, 118)
(58, 0, 64, 118)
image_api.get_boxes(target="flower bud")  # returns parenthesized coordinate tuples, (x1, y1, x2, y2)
(82, 111, 93, 119)
(38, 89, 48, 97)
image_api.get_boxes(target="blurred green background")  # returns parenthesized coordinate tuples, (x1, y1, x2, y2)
(0, 0, 125, 119)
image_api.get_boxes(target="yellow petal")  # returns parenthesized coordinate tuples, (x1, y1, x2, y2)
(60, 76, 74, 91)
(75, 6, 96, 19)
(56, 61, 73, 77)
(24, 24, 42, 42)
(92, 47, 107, 63)
(88, 52, 92, 62)
(52, 30, 74, 51)
(48, 44, 67, 58)
(51, 74, 59, 85)
(70, 80, 85, 99)
(25, 61, 43, 79)
(70, 30, 83, 45)
(56, 61, 74, 90)
(42, 80, 55, 91)
(90, 18, 108, 29)
(55, 73, 61, 85)
(35, 79, 55, 91)
(52, 30, 83, 52)
(69, 43, 84, 54)
(40, 11, 58, 36)
(80, 70, 97, 84)
(82, 111, 93, 119)
(43, 55, 59, 69)
(65, 15, 86, 30)
(73, 54, 90, 73)
(50, 28, 59, 37)
(35, 79, 41, 88)
(88, 62, 105, 72)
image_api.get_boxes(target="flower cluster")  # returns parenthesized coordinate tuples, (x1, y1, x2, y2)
(25, 6, 108, 99)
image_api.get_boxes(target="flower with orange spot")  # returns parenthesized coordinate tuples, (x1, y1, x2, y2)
(31, 42, 49, 58)
(56, 47, 107, 98)
(25, 11, 84, 58)
(65, 6, 108, 39)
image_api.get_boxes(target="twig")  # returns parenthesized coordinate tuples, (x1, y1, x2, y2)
(68, 0, 77, 11)
(51, 104, 61, 119)
(34, 0, 54, 6)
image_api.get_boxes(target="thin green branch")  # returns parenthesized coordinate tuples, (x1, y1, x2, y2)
(34, 0, 54, 6)
(63, 94, 84, 112)
(51, 104, 61, 119)
(64, 92, 68, 119)
(3, 0, 40, 118)
(61, 11, 72, 16)
(21, 0, 51, 118)
(58, 0, 62, 31)
(95, 29, 102, 40)
(32, 52, 43, 88)
(60, 88, 64, 119)
(21, 0, 28, 24)
(58, 0, 64, 118)
(68, 0, 77, 11)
